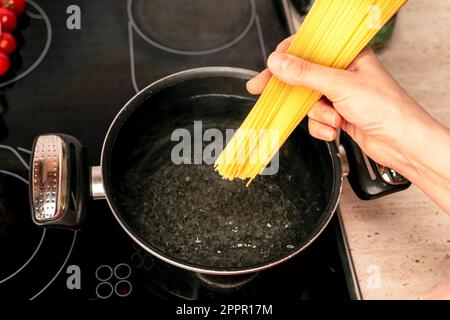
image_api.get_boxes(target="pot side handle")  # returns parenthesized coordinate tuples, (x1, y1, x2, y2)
(90, 166, 105, 200)
(30, 134, 88, 228)
(340, 132, 411, 200)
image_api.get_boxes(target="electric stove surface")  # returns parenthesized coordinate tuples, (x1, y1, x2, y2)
(0, 0, 350, 300)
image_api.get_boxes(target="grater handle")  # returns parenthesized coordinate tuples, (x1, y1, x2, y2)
(30, 134, 88, 228)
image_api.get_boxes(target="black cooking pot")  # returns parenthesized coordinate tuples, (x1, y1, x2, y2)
(29, 67, 410, 275)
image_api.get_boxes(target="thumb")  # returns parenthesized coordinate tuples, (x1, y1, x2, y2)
(267, 52, 348, 98)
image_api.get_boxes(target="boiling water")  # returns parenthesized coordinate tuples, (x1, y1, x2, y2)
(119, 160, 327, 269)
(115, 96, 329, 270)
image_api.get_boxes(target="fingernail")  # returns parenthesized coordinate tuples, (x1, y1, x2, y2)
(268, 52, 287, 73)
(246, 80, 254, 93)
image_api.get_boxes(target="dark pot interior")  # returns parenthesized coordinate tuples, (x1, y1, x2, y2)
(103, 68, 339, 273)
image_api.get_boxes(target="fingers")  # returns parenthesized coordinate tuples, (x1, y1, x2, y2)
(347, 46, 382, 72)
(247, 36, 294, 95)
(249, 71, 345, 143)
(267, 52, 347, 98)
(246, 69, 271, 95)
(308, 98, 343, 128)
(249, 43, 377, 97)
(275, 35, 295, 53)
(307, 98, 342, 141)
(308, 118, 337, 141)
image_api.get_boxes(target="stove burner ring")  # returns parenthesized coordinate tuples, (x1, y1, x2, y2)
(196, 272, 259, 289)
(127, 0, 256, 56)
(0, 146, 77, 300)
(0, 0, 52, 88)
(0, 170, 46, 284)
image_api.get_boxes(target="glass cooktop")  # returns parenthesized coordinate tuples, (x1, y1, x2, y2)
(0, 0, 353, 300)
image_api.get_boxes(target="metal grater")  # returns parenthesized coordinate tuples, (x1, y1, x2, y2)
(31, 135, 69, 222)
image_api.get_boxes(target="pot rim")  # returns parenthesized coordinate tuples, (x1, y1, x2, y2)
(100, 66, 343, 275)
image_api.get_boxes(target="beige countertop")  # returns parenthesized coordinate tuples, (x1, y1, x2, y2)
(339, 0, 450, 300)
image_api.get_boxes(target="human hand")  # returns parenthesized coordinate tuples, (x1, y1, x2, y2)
(421, 280, 450, 300)
(247, 36, 431, 172)
(247, 36, 450, 213)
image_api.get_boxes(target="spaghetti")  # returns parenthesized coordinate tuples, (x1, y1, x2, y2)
(214, 0, 407, 184)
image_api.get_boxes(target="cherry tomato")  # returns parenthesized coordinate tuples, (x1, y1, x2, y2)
(0, 51, 10, 76)
(1, 0, 25, 16)
(0, 8, 16, 32)
(0, 32, 15, 55)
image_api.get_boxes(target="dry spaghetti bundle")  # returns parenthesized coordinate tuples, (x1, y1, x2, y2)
(215, 0, 407, 185)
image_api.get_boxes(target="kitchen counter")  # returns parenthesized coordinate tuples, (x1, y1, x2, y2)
(339, 0, 450, 300)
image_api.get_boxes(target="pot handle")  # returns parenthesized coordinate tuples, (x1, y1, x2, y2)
(30, 134, 88, 228)
(340, 132, 411, 200)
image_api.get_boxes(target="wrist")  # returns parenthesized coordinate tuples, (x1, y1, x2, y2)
(394, 105, 450, 185)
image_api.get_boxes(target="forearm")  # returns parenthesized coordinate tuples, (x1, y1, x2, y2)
(396, 112, 450, 213)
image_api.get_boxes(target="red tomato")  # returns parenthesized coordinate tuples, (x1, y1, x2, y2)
(0, 32, 15, 55)
(0, 51, 10, 76)
(0, 7, 16, 32)
(1, 0, 25, 16)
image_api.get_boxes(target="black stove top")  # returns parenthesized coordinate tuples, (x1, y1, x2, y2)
(0, 0, 352, 301)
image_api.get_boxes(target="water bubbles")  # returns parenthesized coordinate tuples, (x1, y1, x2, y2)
(119, 156, 315, 268)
